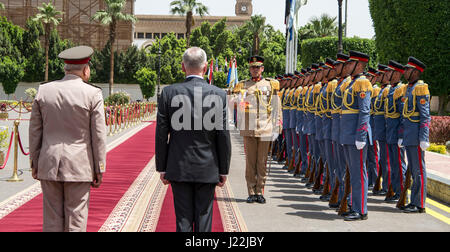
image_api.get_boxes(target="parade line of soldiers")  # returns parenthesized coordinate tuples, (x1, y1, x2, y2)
(232, 51, 431, 222)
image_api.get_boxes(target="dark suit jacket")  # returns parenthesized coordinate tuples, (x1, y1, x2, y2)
(155, 77, 231, 184)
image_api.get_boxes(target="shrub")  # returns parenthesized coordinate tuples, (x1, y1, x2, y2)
(105, 91, 130, 106)
(429, 116, 450, 144)
(427, 144, 447, 155)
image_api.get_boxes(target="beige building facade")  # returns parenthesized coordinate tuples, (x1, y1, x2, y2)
(134, 0, 253, 49)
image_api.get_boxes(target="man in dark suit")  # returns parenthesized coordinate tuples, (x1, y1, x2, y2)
(155, 47, 232, 232)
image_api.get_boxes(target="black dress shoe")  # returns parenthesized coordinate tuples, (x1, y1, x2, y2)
(246, 195, 257, 203)
(256, 195, 266, 204)
(403, 204, 426, 213)
(329, 202, 340, 209)
(320, 194, 330, 202)
(344, 212, 368, 221)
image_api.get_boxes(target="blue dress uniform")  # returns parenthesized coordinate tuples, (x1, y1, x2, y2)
(340, 51, 372, 220)
(282, 79, 292, 169)
(401, 57, 430, 213)
(313, 81, 324, 187)
(385, 61, 407, 199)
(372, 64, 391, 194)
(296, 70, 309, 176)
(367, 69, 381, 188)
(288, 75, 299, 172)
(330, 54, 350, 206)
(320, 61, 337, 198)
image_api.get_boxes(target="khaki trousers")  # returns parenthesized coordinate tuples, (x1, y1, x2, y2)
(41, 180, 91, 232)
(243, 136, 270, 196)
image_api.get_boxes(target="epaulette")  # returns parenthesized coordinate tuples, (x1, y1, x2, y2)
(352, 76, 373, 93)
(86, 82, 102, 89)
(393, 83, 407, 101)
(326, 80, 338, 93)
(340, 77, 352, 93)
(382, 85, 391, 98)
(413, 82, 430, 96)
(300, 86, 307, 95)
(233, 81, 245, 93)
(313, 83, 322, 94)
(371, 86, 381, 98)
(269, 79, 280, 91)
(294, 86, 303, 97)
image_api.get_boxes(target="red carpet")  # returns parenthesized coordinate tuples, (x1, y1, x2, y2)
(155, 185, 224, 232)
(0, 123, 156, 232)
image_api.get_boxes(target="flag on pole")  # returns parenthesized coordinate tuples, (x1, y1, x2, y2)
(234, 59, 239, 85)
(207, 58, 214, 85)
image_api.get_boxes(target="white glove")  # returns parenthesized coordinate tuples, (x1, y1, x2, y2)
(420, 141, 430, 151)
(355, 141, 366, 150)
(272, 133, 279, 142)
(398, 139, 404, 148)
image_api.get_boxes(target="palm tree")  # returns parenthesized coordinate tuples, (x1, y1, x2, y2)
(32, 2, 63, 82)
(246, 15, 269, 55)
(93, 0, 137, 96)
(309, 13, 338, 37)
(170, 0, 209, 47)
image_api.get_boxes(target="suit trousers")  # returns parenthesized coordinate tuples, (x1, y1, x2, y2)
(171, 182, 216, 232)
(41, 180, 91, 232)
(243, 136, 271, 196)
(405, 146, 427, 208)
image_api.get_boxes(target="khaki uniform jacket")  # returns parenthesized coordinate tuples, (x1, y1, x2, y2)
(233, 78, 282, 140)
(29, 74, 107, 182)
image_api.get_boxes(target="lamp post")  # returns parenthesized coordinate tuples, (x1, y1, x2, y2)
(157, 39, 161, 101)
(338, 0, 343, 53)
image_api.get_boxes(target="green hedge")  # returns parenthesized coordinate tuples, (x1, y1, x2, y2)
(300, 37, 377, 69)
(368, 0, 450, 114)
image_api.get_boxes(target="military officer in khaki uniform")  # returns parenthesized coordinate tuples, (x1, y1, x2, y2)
(233, 56, 282, 204)
(29, 46, 107, 232)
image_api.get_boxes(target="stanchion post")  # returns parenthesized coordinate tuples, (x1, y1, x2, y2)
(7, 120, 23, 182)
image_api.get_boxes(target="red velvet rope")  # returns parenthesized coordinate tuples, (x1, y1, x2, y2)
(0, 132, 14, 169)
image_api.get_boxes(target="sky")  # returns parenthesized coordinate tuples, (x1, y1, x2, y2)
(134, 0, 375, 39)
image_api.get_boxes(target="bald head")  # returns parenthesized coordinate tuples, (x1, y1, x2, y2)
(182, 47, 208, 75)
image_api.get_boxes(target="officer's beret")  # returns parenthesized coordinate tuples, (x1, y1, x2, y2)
(306, 67, 312, 73)
(294, 71, 303, 77)
(388, 60, 405, 74)
(58, 46, 94, 65)
(406, 56, 426, 73)
(301, 68, 307, 74)
(336, 53, 350, 63)
(248, 55, 264, 67)
(348, 50, 369, 62)
(319, 62, 326, 69)
(311, 63, 319, 70)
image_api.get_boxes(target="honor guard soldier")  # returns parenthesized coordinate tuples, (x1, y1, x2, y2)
(281, 74, 293, 169)
(291, 71, 304, 176)
(287, 73, 299, 172)
(399, 57, 430, 213)
(329, 53, 351, 208)
(384, 60, 407, 202)
(372, 64, 392, 195)
(319, 58, 338, 201)
(366, 67, 381, 189)
(340, 50, 373, 221)
(29, 46, 107, 231)
(295, 69, 309, 177)
(233, 56, 282, 204)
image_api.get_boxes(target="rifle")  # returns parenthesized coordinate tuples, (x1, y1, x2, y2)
(302, 153, 312, 183)
(338, 166, 351, 216)
(306, 157, 316, 188)
(384, 184, 395, 201)
(312, 158, 324, 193)
(293, 149, 303, 176)
(328, 177, 340, 206)
(287, 148, 296, 172)
(276, 138, 286, 162)
(373, 162, 383, 194)
(321, 163, 331, 198)
(396, 166, 412, 209)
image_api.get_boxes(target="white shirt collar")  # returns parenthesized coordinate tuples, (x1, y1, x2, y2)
(186, 75, 204, 80)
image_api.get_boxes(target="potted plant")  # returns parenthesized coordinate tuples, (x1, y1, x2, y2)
(0, 103, 7, 119)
